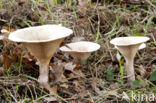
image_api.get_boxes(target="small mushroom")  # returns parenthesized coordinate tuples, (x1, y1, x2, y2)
(8, 25, 73, 86)
(110, 36, 149, 84)
(59, 41, 100, 62)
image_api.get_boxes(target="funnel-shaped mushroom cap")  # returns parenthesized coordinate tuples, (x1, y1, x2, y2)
(9, 25, 73, 43)
(110, 37, 149, 59)
(110, 37, 149, 46)
(60, 41, 100, 60)
(9, 25, 73, 63)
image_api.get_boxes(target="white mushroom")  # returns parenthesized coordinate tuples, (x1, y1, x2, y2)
(110, 36, 149, 84)
(9, 25, 73, 86)
(59, 41, 100, 62)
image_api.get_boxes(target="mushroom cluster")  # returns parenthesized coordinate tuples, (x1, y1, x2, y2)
(8, 24, 100, 91)
(8, 24, 150, 91)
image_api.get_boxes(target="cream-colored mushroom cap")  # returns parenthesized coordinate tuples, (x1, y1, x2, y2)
(60, 41, 100, 53)
(8, 24, 73, 88)
(9, 24, 73, 43)
(110, 37, 149, 46)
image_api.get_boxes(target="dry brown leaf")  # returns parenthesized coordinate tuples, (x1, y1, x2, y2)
(0, 67, 4, 75)
(151, 64, 156, 72)
(0, 55, 4, 64)
(60, 83, 69, 89)
(49, 72, 55, 80)
(78, 0, 89, 15)
(71, 100, 76, 103)
(73, 80, 79, 92)
(2, 52, 13, 70)
(0, 27, 16, 40)
(91, 78, 107, 96)
(67, 73, 75, 78)
(23, 52, 34, 62)
(73, 69, 84, 77)
(64, 62, 76, 72)
(51, 61, 67, 82)
(76, 86, 87, 99)
(78, 0, 89, 7)
(138, 65, 146, 78)
(2, 26, 16, 32)
(48, 85, 58, 95)
(91, 79, 102, 95)
(110, 82, 120, 89)
(143, 65, 156, 78)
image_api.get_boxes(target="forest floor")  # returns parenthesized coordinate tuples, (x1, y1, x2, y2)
(0, 0, 156, 103)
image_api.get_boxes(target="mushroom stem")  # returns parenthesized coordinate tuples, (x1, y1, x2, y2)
(38, 61, 49, 86)
(125, 58, 135, 83)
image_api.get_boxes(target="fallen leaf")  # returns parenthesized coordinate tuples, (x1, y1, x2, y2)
(144, 65, 156, 78)
(48, 85, 58, 95)
(0, 55, 4, 64)
(0, 67, 4, 75)
(2, 52, 13, 70)
(73, 69, 84, 77)
(77, 18, 87, 23)
(151, 64, 156, 72)
(73, 80, 79, 92)
(91, 78, 107, 96)
(60, 83, 69, 89)
(135, 65, 146, 78)
(78, 0, 89, 15)
(23, 52, 34, 62)
(75, 86, 87, 99)
(110, 82, 120, 89)
(67, 73, 75, 78)
(50, 61, 67, 82)
(64, 62, 76, 72)
(2, 26, 16, 32)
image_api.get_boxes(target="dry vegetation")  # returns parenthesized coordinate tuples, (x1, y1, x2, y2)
(0, 0, 156, 103)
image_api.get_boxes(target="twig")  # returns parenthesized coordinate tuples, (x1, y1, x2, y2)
(145, 0, 156, 9)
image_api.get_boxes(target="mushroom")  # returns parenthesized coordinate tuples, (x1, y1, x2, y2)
(110, 36, 149, 84)
(8, 25, 73, 86)
(59, 41, 100, 62)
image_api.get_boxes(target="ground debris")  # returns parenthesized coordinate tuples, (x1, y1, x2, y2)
(0, 0, 155, 102)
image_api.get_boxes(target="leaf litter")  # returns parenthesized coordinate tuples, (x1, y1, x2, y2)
(0, 0, 156, 102)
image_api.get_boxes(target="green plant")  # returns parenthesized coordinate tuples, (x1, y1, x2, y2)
(89, 0, 92, 7)
(0, 1, 2, 9)
(131, 80, 140, 88)
(116, 52, 124, 81)
(149, 70, 156, 82)
(45, 0, 54, 20)
(144, 16, 154, 36)
(96, 21, 102, 43)
(68, 0, 72, 6)
(106, 66, 115, 81)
